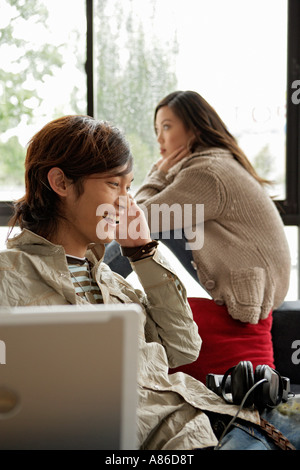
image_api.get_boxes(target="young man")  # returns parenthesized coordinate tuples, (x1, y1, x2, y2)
(0, 115, 298, 450)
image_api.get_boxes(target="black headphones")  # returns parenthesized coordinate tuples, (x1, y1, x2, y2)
(206, 361, 290, 411)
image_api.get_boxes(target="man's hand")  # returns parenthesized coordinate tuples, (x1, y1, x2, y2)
(115, 196, 152, 247)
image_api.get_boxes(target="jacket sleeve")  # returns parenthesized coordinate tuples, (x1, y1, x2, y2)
(130, 246, 202, 368)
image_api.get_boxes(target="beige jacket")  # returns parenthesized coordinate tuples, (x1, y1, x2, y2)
(0, 229, 260, 450)
(135, 148, 291, 324)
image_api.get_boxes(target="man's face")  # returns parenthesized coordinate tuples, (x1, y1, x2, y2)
(64, 168, 134, 254)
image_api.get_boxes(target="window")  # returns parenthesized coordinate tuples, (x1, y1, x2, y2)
(89, 0, 299, 299)
(90, 0, 289, 199)
(0, 0, 86, 222)
(1, 0, 299, 298)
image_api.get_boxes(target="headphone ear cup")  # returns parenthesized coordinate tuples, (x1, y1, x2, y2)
(231, 361, 254, 406)
(254, 364, 266, 409)
(254, 365, 281, 409)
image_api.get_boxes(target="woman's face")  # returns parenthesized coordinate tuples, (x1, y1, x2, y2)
(155, 106, 194, 158)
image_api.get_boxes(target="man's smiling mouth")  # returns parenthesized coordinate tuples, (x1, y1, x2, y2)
(102, 211, 120, 225)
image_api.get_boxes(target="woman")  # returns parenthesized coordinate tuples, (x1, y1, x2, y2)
(105, 91, 291, 381)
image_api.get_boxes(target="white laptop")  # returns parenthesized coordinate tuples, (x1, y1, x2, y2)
(0, 304, 141, 450)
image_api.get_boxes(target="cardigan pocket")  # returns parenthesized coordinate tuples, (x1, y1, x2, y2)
(230, 267, 266, 306)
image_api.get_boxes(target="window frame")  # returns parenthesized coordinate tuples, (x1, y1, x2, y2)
(282, 0, 300, 226)
(0, 0, 299, 228)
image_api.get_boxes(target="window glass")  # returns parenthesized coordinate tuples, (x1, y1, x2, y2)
(94, 0, 294, 298)
(0, 0, 86, 201)
(93, 0, 179, 186)
(174, 0, 287, 201)
(94, 0, 287, 198)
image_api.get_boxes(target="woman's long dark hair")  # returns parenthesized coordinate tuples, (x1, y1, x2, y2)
(154, 90, 271, 186)
(9, 115, 133, 238)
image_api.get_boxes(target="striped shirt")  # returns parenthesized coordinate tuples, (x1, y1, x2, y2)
(66, 255, 103, 304)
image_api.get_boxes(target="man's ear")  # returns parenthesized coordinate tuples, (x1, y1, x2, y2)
(47, 168, 68, 197)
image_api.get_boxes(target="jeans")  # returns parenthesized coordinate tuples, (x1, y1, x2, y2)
(217, 396, 300, 450)
(104, 230, 199, 282)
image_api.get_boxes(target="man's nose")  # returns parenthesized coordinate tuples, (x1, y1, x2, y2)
(117, 194, 128, 210)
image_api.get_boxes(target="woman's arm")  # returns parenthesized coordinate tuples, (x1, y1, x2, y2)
(135, 160, 225, 232)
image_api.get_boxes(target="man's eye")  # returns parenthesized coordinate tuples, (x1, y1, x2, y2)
(109, 182, 119, 187)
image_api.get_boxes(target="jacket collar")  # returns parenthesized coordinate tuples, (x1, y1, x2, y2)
(6, 229, 106, 262)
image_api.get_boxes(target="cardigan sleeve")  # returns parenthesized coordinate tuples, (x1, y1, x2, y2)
(135, 160, 226, 232)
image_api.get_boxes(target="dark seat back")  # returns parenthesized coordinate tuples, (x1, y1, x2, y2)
(272, 301, 300, 393)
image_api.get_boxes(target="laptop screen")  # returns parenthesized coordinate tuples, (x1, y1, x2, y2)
(0, 304, 140, 450)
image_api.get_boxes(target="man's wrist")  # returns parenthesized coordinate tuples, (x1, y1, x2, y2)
(121, 240, 159, 262)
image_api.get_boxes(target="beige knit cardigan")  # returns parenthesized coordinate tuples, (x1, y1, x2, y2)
(135, 148, 291, 324)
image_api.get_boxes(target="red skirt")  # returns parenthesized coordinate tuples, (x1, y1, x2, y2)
(169, 297, 275, 384)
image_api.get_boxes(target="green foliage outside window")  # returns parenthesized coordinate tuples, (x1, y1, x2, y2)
(0, 0, 178, 190)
